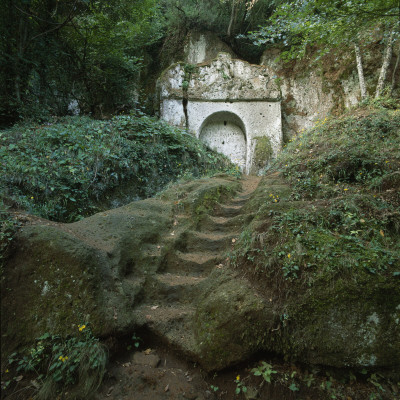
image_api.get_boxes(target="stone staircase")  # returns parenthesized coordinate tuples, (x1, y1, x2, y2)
(133, 176, 261, 357)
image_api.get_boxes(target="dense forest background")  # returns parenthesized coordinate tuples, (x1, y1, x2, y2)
(2, 0, 397, 127)
(0, 0, 283, 126)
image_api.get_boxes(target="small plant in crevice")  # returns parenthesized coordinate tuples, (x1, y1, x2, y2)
(252, 361, 277, 383)
(210, 384, 219, 392)
(6, 324, 107, 400)
(127, 333, 142, 351)
(234, 374, 247, 395)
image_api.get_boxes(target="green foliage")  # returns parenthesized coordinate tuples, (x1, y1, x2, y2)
(279, 109, 400, 196)
(231, 108, 400, 283)
(234, 199, 399, 282)
(234, 375, 247, 395)
(0, 201, 20, 274)
(210, 384, 219, 392)
(0, 113, 235, 222)
(252, 361, 277, 383)
(249, 0, 399, 60)
(127, 334, 142, 351)
(0, 0, 163, 124)
(159, 0, 279, 37)
(7, 325, 107, 400)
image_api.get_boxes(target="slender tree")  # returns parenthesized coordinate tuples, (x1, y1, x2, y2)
(250, 0, 400, 100)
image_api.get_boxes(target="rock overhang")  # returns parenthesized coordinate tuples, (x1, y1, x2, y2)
(158, 53, 282, 174)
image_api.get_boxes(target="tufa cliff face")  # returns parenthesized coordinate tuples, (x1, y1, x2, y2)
(157, 31, 398, 145)
(158, 53, 282, 174)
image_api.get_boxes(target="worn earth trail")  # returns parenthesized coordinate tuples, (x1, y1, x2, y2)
(95, 176, 263, 400)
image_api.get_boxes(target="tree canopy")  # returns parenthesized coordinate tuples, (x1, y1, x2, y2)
(0, 0, 162, 125)
(249, 0, 399, 98)
(1, 0, 398, 126)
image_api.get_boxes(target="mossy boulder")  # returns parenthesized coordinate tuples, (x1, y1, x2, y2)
(250, 136, 273, 174)
(1, 199, 173, 355)
(193, 269, 274, 371)
(1, 175, 240, 362)
(283, 278, 400, 368)
(232, 173, 400, 372)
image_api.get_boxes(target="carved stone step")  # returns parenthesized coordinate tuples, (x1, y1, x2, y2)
(183, 231, 236, 252)
(214, 204, 242, 217)
(163, 251, 223, 274)
(146, 273, 206, 303)
(134, 304, 197, 356)
(197, 214, 244, 233)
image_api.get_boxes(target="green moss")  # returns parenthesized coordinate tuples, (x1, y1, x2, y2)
(193, 269, 272, 371)
(252, 136, 273, 171)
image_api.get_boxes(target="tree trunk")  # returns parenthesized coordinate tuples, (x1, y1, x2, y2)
(375, 30, 394, 98)
(390, 46, 399, 95)
(354, 42, 367, 100)
(227, 0, 238, 38)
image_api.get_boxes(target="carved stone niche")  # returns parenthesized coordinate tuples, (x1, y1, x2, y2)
(158, 53, 282, 174)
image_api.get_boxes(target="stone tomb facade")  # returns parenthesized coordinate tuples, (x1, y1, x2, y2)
(158, 53, 282, 174)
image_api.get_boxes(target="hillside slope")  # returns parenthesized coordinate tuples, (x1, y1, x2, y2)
(1, 107, 399, 400)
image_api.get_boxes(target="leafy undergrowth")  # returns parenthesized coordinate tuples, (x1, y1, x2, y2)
(3, 325, 106, 400)
(230, 107, 400, 398)
(233, 107, 400, 284)
(280, 107, 400, 205)
(0, 113, 236, 222)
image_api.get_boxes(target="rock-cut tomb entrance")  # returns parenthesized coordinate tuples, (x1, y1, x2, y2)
(199, 111, 247, 169)
(158, 53, 282, 174)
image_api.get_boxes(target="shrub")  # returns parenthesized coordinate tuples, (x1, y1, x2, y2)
(0, 113, 235, 222)
(7, 325, 107, 400)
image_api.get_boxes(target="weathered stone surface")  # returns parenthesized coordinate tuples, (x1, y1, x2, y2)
(260, 48, 361, 139)
(287, 284, 400, 368)
(160, 53, 280, 101)
(158, 53, 282, 174)
(133, 352, 161, 368)
(193, 269, 274, 371)
(183, 31, 235, 64)
(1, 199, 173, 352)
(2, 174, 399, 374)
(1, 176, 239, 357)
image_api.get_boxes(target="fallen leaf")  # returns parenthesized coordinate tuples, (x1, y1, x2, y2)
(144, 348, 152, 355)
(164, 384, 169, 392)
(151, 305, 159, 310)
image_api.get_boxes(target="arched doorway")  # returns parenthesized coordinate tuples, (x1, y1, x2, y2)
(199, 111, 247, 170)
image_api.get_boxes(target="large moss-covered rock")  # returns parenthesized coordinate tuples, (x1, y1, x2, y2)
(1, 175, 240, 360)
(193, 269, 275, 371)
(1, 199, 173, 353)
(232, 174, 400, 372)
(284, 278, 400, 368)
